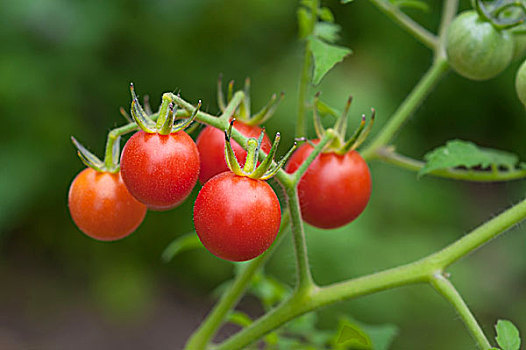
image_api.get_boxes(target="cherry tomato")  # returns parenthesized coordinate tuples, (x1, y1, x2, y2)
(193, 171, 281, 262)
(285, 141, 371, 229)
(196, 121, 271, 184)
(446, 11, 513, 81)
(120, 130, 200, 211)
(68, 168, 147, 241)
(516, 59, 526, 106)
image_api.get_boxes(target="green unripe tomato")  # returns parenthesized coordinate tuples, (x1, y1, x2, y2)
(515, 59, 526, 106)
(446, 11, 514, 81)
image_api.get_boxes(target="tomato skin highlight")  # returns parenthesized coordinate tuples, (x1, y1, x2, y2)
(193, 172, 281, 262)
(120, 130, 200, 211)
(286, 142, 371, 229)
(68, 168, 147, 241)
(196, 121, 271, 184)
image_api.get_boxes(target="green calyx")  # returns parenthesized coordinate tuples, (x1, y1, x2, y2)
(224, 119, 297, 180)
(71, 84, 197, 173)
(130, 83, 201, 135)
(312, 93, 375, 155)
(217, 75, 284, 126)
(473, 0, 526, 30)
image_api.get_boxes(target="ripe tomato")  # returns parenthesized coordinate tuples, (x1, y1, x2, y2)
(68, 168, 147, 241)
(193, 171, 281, 261)
(196, 121, 271, 184)
(285, 141, 371, 229)
(446, 11, 513, 81)
(120, 130, 200, 211)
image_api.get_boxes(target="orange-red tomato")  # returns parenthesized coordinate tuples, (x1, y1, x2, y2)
(68, 168, 147, 241)
(193, 172, 281, 261)
(196, 121, 271, 184)
(286, 141, 371, 229)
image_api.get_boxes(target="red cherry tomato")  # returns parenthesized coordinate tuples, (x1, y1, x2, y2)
(193, 172, 281, 262)
(196, 121, 271, 184)
(120, 130, 200, 211)
(285, 141, 371, 229)
(68, 168, 147, 241)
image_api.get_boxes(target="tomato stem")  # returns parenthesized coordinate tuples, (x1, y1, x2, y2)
(156, 94, 175, 135)
(242, 138, 259, 174)
(286, 185, 315, 291)
(291, 131, 336, 184)
(430, 273, 492, 349)
(216, 196, 526, 350)
(367, 0, 439, 50)
(183, 211, 291, 350)
(361, 58, 449, 160)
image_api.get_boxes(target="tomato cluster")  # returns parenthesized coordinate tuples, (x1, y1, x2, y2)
(68, 85, 373, 262)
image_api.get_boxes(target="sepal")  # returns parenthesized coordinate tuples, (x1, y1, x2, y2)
(71, 136, 105, 172)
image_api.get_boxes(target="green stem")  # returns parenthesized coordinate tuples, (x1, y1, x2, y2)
(215, 290, 314, 350)
(286, 186, 315, 292)
(427, 196, 526, 268)
(183, 212, 290, 350)
(361, 58, 449, 160)
(296, 0, 318, 138)
(297, 41, 312, 138)
(367, 0, 439, 50)
(215, 196, 526, 350)
(376, 147, 526, 182)
(430, 274, 492, 350)
(292, 130, 336, 184)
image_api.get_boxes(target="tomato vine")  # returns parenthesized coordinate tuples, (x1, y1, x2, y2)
(67, 0, 526, 349)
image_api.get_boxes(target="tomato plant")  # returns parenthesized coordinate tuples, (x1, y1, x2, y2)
(121, 130, 200, 210)
(446, 10, 513, 81)
(193, 171, 281, 261)
(68, 168, 147, 241)
(286, 142, 371, 229)
(66, 0, 526, 349)
(196, 121, 271, 184)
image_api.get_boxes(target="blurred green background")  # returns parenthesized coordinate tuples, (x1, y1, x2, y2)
(1, 0, 525, 349)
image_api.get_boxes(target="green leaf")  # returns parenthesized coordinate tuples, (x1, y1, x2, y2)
(495, 319, 521, 350)
(309, 37, 352, 85)
(314, 22, 341, 43)
(419, 140, 520, 177)
(333, 321, 372, 349)
(161, 232, 203, 262)
(341, 0, 355, 3)
(331, 317, 398, 350)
